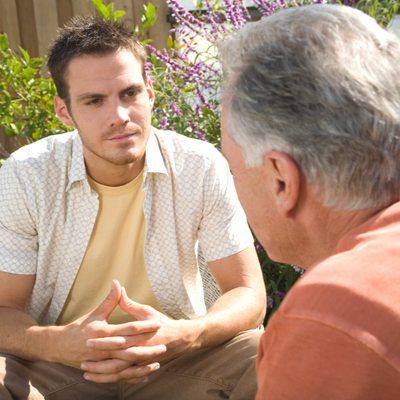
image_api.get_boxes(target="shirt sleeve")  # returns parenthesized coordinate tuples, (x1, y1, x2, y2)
(256, 314, 400, 400)
(197, 150, 253, 262)
(0, 157, 38, 274)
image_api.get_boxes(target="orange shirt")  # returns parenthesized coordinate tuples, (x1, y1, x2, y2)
(256, 201, 400, 399)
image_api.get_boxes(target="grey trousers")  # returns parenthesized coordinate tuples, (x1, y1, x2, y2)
(0, 330, 262, 400)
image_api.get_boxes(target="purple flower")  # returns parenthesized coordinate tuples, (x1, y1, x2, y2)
(160, 117, 168, 130)
(254, 243, 265, 252)
(267, 296, 274, 309)
(291, 265, 305, 274)
(275, 291, 286, 298)
(169, 101, 183, 117)
(195, 104, 203, 118)
(196, 87, 217, 110)
(188, 121, 208, 142)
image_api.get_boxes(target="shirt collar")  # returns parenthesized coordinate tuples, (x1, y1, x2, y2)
(66, 130, 87, 191)
(66, 128, 168, 191)
(144, 128, 168, 176)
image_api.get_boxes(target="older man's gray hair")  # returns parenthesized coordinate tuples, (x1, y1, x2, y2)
(220, 4, 400, 210)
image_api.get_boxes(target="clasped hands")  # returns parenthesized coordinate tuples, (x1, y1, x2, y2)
(58, 280, 192, 384)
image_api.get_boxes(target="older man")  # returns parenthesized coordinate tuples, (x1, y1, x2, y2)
(220, 4, 400, 399)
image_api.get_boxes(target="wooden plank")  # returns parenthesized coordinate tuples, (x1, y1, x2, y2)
(15, 0, 39, 57)
(132, 0, 150, 44)
(57, 0, 74, 27)
(33, 0, 59, 59)
(71, 0, 97, 17)
(0, 127, 30, 157)
(112, 0, 135, 28)
(0, 127, 11, 159)
(146, 0, 171, 51)
(0, 0, 22, 53)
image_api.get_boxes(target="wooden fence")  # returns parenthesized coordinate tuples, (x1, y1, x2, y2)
(0, 0, 172, 156)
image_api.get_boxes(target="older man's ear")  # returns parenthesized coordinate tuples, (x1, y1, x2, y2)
(263, 151, 301, 218)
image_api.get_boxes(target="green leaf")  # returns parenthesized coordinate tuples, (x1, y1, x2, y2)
(19, 47, 30, 65)
(113, 10, 126, 20)
(30, 58, 43, 68)
(2, 116, 12, 124)
(5, 124, 18, 137)
(140, 39, 153, 45)
(145, 3, 157, 20)
(106, 3, 114, 19)
(12, 60, 23, 74)
(99, 3, 110, 18)
(91, 0, 103, 8)
(2, 90, 11, 100)
(32, 130, 41, 140)
(167, 36, 173, 50)
(0, 34, 9, 51)
(0, 159, 6, 168)
(15, 122, 24, 132)
(22, 67, 37, 81)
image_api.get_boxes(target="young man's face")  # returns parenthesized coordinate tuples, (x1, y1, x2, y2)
(55, 49, 154, 172)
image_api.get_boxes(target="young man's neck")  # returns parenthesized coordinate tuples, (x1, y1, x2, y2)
(84, 156, 145, 187)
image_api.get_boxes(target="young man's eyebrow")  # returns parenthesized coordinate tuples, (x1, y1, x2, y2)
(76, 83, 144, 103)
(119, 83, 144, 96)
(76, 92, 106, 103)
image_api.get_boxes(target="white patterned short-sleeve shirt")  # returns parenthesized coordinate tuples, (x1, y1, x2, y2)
(0, 127, 253, 325)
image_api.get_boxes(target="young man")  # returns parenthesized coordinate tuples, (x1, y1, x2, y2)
(0, 17, 266, 399)
(219, 4, 400, 399)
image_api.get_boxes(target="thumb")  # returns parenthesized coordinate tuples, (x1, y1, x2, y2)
(119, 287, 153, 321)
(91, 280, 121, 321)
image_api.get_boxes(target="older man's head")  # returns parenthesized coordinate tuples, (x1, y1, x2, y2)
(220, 5, 400, 267)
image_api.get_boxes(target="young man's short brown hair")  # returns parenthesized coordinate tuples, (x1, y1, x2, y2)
(47, 16, 147, 107)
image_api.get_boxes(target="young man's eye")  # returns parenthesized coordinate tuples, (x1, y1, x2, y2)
(86, 98, 101, 105)
(125, 90, 136, 97)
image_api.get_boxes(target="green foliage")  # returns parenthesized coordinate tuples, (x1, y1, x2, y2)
(91, 0, 126, 22)
(91, 0, 157, 44)
(149, 47, 222, 148)
(141, 3, 158, 34)
(356, 0, 399, 27)
(258, 245, 302, 324)
(0, 33, 72, 147)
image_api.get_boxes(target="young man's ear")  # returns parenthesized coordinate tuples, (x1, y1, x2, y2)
(146, 77, 155, 108)
(54, 95, 74, 127)
(264, 150, 301, 217)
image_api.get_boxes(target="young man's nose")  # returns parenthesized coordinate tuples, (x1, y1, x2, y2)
(108, 103, 130, 127)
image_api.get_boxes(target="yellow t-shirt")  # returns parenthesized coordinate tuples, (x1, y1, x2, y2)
(57, 170, 167, 325)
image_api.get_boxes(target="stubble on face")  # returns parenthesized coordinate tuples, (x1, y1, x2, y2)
(72, 116, 146, 167)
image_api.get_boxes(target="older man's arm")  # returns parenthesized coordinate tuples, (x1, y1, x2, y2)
(81, 244, 266, 383)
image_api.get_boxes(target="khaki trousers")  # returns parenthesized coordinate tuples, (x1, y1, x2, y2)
(0, 330, 262, 400)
